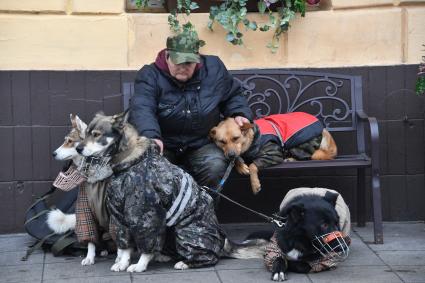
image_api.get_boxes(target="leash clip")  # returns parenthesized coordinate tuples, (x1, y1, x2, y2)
(271, 219, 285, 228)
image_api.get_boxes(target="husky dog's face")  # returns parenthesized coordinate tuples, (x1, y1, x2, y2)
(52, 114, 87, 160)
(76, 112, 128, 157)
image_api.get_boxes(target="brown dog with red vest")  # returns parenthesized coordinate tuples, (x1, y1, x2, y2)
(209, 112, 337, 194)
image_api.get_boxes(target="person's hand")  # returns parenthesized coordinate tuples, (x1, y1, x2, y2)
(234, 116, 250, 127)
(153, 139, 163, 154)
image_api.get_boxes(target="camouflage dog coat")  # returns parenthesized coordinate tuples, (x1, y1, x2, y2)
(106, 144, 225, 268)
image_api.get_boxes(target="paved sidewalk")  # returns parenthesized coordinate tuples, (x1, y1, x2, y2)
(0, 222, 424, 283)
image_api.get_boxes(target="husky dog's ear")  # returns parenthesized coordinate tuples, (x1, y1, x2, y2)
(70, 114, 87, 136)
(281, 203, 305, 223)
(323, 191, 339, 207)
(112, 110, 130, 130)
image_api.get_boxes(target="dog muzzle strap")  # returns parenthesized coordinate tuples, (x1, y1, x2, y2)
(53, 166, 87, 191)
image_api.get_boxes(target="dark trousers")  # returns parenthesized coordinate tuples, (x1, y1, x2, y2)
(164, 143, 228, 196)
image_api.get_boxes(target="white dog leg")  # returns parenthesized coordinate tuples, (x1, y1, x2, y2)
(127, 253, 154, 273)
(115, 248, 122, 263)
(174, 261, 189, 270)
(111, 248, 131, 272)
(81, 242, 96, 266)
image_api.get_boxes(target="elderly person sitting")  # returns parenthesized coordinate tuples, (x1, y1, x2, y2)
(129, 28, 253, 193)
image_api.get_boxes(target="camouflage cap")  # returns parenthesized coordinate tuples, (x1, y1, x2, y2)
(166, 31, 203, 65)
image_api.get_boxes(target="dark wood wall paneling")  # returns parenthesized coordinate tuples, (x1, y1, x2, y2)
(0, 66, 423, 233)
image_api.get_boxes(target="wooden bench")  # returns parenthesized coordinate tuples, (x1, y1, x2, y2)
(122, 69, 383, 244)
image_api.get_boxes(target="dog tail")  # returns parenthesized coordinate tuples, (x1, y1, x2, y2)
(46, 209, 76, 234)
(312, 129, 337, 160)
(221, 238, 269, 259)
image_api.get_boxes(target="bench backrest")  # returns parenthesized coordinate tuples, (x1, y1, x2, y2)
(123, 70, 363, 133)
(230, 70, 362, 133)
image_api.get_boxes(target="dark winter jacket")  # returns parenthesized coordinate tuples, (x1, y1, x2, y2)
(129, 50, 253, 154)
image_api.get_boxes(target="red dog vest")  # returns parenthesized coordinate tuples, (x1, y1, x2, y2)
(254, 112, 324, 148)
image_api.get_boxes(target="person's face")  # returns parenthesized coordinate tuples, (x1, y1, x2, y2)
(166, 52, 197, 82)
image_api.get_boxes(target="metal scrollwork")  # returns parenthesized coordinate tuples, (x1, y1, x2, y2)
(237, 73, 352, 129)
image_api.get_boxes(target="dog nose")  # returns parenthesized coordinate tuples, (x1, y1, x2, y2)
(76, 144, 83, 154)
(52, 151, 57, 157)
(227, 151, 236, 158)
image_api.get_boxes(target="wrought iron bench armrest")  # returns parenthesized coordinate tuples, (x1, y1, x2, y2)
(356, 110, 383, 244)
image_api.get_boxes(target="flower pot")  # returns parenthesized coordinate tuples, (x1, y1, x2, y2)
(126, 0, 167, 13)
(165, 0, 225, 13)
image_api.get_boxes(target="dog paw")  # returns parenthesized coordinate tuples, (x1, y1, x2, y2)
(271, 272, 286, 281)
(283, 158, 295, 162)
(110, 260, 129, 272)
(127, 263, 146, 273)
(174, 261, 189, 270)
(236, 163, 250, 175)
(154, 253, 172, 263)
(81, 256, 95, 266)
(252, 186, 262, 195)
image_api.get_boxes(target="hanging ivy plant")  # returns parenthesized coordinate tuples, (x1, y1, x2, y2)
(416, 46, 425, 95)
(208, 0, 307, 53)
(136, 0, 308, 53)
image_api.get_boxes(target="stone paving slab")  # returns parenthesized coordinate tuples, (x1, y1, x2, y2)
(376, 250, 425, 266)
(0, 222, 424, 283)
(0, 250, 44, 266)
(214, 258, 264, 270)
(354, 222, 425, 240)
(131, 270, 221, 283)
(0, 233, 33, 252)
(392, 265, 425, 283)
(217, 268, 311, 283)
(339, 236, 385, 266)
(307, 265, 404, 283)
(43, 276, 131, 283)
(43, 260, 129, 281)
(0, 263, 43, 283)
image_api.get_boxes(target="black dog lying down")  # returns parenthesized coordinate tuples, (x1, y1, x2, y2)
(259, 188, 351, 281)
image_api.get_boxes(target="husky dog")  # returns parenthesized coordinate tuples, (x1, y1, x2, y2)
(52, 114, 87, 166)
(50, 114, 111, 266)
(76, 112, 266, 273)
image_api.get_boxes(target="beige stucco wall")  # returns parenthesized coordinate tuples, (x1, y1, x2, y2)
(0, 0, 424, 70)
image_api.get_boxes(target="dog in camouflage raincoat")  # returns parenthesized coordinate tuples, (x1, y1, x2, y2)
(76, 111, 266, 273)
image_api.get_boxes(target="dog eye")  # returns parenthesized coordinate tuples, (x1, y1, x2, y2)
(232, 136, 240, 142)
(65, 137, 72, 144)
(92, 132, 100, 138)
(218, 140, 226, 145)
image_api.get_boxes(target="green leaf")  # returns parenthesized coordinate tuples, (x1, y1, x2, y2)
(189, 2, 199, 10)
(226, 32, 235, 42)
(416, 76, 425, 95)
(248, 21, 257, 30)
(207, 19, 214, 30)
(258, 1, 266, 14)
(259, 25, 270, 32)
